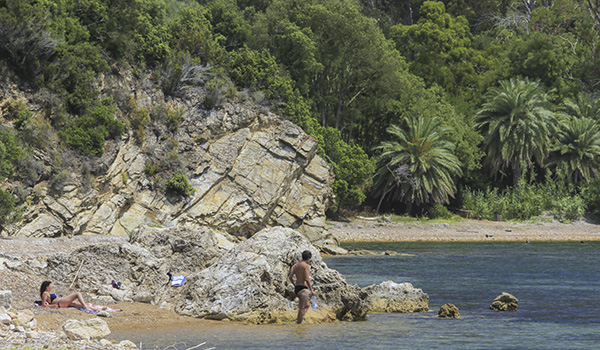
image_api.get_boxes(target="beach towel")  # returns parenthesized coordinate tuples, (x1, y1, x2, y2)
(171, 275, 186, 287)
(34, 301, 121, 313)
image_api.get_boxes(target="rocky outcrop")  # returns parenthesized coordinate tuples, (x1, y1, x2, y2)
(175, 227, 370, 323)
(363, 281, 429, 313)
(490, 292, 519, 311)
(61, 318, 111, 340)
(4, 72, 334, 243)
(45, 225, 223, 305)
(438, 303, 460, 318)
(44, 225, 370, 323)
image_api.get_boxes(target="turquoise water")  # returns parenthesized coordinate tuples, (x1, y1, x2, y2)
(110, 242, 600, 349)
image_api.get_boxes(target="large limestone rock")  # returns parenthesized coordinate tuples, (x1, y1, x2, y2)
(8, 85, 334, 243)
(363, 281, 429, 313)
(45, 225, 222, 304)
(61, 318, 110, 340)
(490, 292, 519, 311)
(175, 227, 370, 323)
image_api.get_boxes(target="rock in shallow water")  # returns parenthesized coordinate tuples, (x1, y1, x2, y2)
(438, 303, 460, 318)
(363, 281, 429, 313)
(490, 292, 519, 311)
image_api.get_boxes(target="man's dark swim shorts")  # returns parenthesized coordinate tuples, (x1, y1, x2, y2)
(295, 285, 308, 295)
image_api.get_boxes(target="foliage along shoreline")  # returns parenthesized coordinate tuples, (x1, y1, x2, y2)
(2, 0, 600, 231)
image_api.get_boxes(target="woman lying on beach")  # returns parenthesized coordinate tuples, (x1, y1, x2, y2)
(40, 280, 105, 310)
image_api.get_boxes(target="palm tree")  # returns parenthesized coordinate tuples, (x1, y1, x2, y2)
(549, 117, 600, 183)
(561, 92, 600, 120)
(372, 115, 462, 212)
(475, 77, 555, 184)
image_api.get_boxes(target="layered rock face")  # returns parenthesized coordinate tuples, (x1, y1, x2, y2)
(175, 227, 370, 323)
(5, 73, 334, 242)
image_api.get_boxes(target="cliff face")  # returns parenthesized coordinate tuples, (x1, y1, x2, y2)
(2, 72, 334, 242)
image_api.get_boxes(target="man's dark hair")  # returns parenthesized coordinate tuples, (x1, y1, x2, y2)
(302, 250, 312, 261)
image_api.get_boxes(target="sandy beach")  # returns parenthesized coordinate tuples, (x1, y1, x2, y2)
(2, 218, 600, 346)
(329, 218, 600, 242)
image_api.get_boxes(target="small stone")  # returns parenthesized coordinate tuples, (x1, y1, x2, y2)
(437, 303, 460, 318)
(0, 313, 10, 325)
(15, 325, 25, 332)
(26, 330, 39, 339)
(97, 311, 112, 318)
(132, 292, 152, 303)
(119, 339, 138, 349)
(99, 338, 113, 347)
(27, 318, 37, 329)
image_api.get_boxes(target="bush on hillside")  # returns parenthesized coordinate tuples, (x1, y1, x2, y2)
(165, 171, 195, 197)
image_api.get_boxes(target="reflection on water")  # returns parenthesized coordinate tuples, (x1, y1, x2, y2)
(110, 242, 600, 349)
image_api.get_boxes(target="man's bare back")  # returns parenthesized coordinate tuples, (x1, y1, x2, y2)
(290, 261, 310, 287)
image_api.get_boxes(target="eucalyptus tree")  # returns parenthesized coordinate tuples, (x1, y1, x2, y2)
(475, 77, 555, 184)
(372, 115, 462, 212)
(549, 117, 600, 183)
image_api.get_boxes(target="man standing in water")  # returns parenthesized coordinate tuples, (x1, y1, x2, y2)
(289, 250, 317, 324)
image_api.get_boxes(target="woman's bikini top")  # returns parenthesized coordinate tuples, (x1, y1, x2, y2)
(49, 293, 58, 302)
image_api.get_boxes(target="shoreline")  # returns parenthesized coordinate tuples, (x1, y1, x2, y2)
(2, 218, 600, 343)
(329, 218, 600, 243)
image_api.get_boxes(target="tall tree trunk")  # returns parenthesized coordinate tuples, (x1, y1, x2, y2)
(376, 185, 396, 213)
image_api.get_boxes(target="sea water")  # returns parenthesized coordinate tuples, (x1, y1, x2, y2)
(109, 242, 600, 349)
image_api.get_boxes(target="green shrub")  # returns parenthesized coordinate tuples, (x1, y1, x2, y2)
(144, 160, 161, 176)
(130, 106, 150, 145)
(5, 99, 33, 129)
(551, 196, 586, 222)
(581, 178, 600, 216)
(165, 171, 194, 197)
(462, 181, 586, 222)
(60, 98, 125, 155)
(150, 103, 184, 132)
(0, 188, 20, 230)
(0, 129, 23, 179)
(49, 170, 70, 193)
(428, 204, 452, 219)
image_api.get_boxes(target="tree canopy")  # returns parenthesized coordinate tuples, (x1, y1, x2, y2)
(2, 0, 600, 220)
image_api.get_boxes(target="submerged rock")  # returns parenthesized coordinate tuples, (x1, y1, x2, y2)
(175, 227, 370, 323)
(490, 292, 519, 311)
(438, 303, 460, 318)
(363, 281, 429, 313)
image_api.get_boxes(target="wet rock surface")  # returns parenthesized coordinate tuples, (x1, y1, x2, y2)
(363, 281, 429, 313)
(490, 292, 519, 312)
(437, 303, 460, 318)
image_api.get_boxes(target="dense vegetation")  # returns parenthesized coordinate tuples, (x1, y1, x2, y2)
(1, 0, 600, 223)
